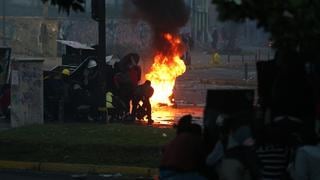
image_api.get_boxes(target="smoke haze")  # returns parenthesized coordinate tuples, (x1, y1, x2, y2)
(130, 0, 190, 52)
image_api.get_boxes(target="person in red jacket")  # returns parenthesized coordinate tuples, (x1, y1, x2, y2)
(114, 53, 141, 115)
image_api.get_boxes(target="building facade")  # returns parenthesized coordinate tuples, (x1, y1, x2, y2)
(189, 0, 210, 44)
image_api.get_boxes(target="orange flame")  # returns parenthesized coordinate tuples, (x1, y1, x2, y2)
(146, 33, 186, 106)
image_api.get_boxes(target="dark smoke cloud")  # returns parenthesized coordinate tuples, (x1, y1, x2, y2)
(130, 0, 190, 53)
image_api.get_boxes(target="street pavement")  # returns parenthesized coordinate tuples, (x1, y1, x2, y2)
(0, 170, 151, 180)
(148, 50, 259, 127)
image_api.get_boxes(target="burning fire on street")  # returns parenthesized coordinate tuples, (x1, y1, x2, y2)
(145, 33, 186, 106)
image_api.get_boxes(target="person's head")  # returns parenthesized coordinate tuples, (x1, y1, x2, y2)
(144, 80, 151, 86)
(62, 68, 70, 77)
(122, 53, 139, 67)
(175, 114, 192, 134)
(130, 53, 140, 64)
(87, 59, 97, 69)
(232, 126, 253, 145)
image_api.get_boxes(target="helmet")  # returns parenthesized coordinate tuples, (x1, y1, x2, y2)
(62, 69, 70, 76)
(87, 59, 97, 68)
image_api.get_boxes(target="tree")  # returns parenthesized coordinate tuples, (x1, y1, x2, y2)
(212, 0, 319, 128)
(41, 0, 85, 13)
(212, 0, 320, 64)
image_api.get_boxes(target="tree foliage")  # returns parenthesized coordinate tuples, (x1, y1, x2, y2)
(212, 0, 320, 62)
(41, 0, 85, 14)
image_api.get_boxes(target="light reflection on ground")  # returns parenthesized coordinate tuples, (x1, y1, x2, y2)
(135, 105, 204, 128)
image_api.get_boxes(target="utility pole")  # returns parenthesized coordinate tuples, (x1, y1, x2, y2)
(98, 3, 106, 67)
(2, 0, 6, 46)
(91, 0, 107, 112)
(91, 0, 106, 64)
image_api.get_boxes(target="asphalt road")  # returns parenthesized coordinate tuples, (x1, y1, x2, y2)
(0, 170, 150, 180)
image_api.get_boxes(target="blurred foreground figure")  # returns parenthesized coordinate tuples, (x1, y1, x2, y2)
(206, 114, 260, 180)
(289, 131, 320, 180)
(159, 115, 207, 180)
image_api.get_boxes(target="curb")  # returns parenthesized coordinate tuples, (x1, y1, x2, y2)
(0, 160, 158, 176)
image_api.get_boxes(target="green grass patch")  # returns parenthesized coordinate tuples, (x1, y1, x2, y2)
(0, 123, 175, 167)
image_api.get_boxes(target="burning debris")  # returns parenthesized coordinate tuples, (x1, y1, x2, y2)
(146, 33, 186, 105)
(131, 0, 191, 106)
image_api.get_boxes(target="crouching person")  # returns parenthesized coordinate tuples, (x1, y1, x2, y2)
(159, 115, 207, 180)
(132, 80, 154, 124)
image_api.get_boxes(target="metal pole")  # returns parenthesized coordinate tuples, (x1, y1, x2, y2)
(98, 12, 106, 65)
(98, 0, 107, 122)
(2, 0, 6, 46)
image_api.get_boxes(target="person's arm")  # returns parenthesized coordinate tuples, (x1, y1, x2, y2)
(291, 148, 309, 180)
(206, 140, 224, 166)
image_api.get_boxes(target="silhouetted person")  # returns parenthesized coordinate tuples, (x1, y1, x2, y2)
(131, 80, 154, 124)
(159, 115, 207, 179)
(255, 122, 294, 180)
(206, 114, 260, 180)
(114, 53, 141, 114)
(289, 131, 320, 180)
(83, 59, 99, 121)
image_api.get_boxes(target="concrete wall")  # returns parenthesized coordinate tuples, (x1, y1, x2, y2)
(1, 17, 152, 58)
(10, 59, 44, 127)
(0, 17, 59, 57)
(59, 19, 152, 56)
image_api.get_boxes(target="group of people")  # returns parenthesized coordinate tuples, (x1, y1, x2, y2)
(44, 53, 155, 124)
(159, 114, 320, 180)
(112, 53, 154, 124)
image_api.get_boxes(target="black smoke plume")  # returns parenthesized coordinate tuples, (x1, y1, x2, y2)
(131, 0, 190, 53)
